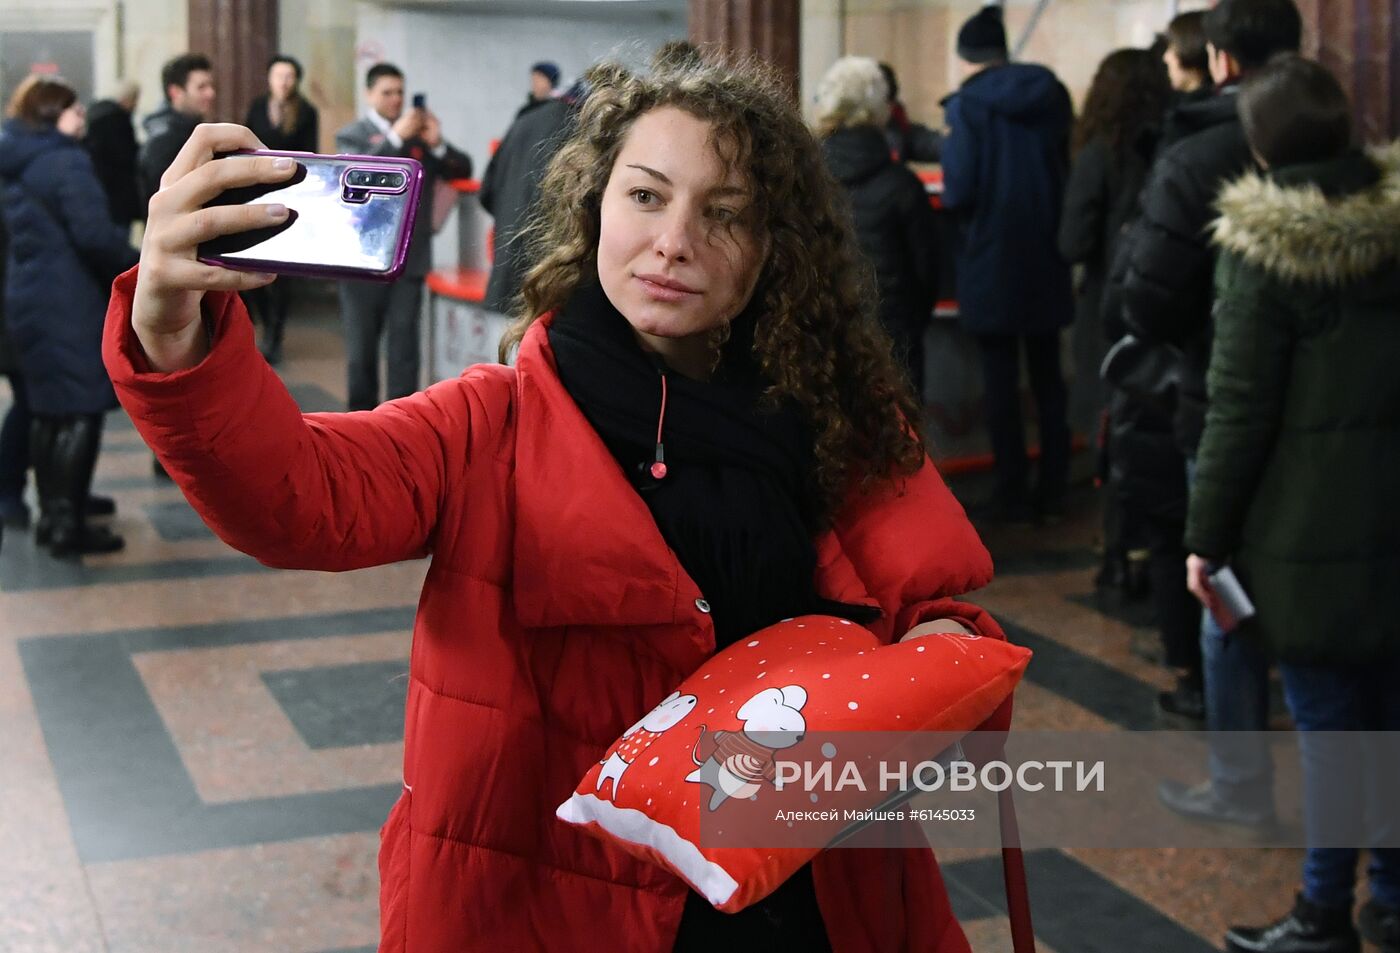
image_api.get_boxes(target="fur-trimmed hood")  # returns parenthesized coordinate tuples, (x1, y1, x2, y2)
(1212, 142, 1400, 285)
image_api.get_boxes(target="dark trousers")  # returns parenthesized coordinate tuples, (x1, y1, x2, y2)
(340, 278, 425, 411)
(1279, 657, 1400, 910)
(973, 331, 1071, 504)
(0, 371, 31, 501)
(246, 280, 292, 349)
(1141, 511, 1204, 673)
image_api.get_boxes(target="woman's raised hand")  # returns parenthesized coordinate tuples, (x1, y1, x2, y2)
(132, 123, 298, 371)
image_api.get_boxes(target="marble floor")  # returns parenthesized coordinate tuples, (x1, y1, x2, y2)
(0, 291, 1368, 952)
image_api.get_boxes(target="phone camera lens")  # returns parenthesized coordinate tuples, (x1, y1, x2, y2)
(374, 174, 388, 186)
(389, 173, 404, 187)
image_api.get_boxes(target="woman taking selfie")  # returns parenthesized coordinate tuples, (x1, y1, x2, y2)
(106, 55, 1008, 952)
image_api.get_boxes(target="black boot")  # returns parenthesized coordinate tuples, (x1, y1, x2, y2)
(30, 415, 59, 546)
(86, 494, 116, 517)
(45, 416, 123, 559)
(1359, 899, 1400, 953)
(1225, 894, 1360, 953)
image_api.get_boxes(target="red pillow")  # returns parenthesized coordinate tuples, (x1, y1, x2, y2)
(556, 614, 1030, 912)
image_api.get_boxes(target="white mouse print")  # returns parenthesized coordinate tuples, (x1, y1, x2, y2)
(685, 685, 807, 811)
(596, 691, 697, 799)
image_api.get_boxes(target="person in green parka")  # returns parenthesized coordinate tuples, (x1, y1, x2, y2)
(1183, 56, 1400, 953)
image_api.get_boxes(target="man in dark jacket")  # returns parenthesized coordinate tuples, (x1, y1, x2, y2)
(1123, 0, 1301, 831)
(84, 81, 142, 230)
(138, 53, 216, 208)
(479, 88, 578, 317)
(940, 5, 1074, 521)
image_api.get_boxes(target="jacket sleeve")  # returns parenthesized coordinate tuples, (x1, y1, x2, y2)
(1183, 254, 1293, 560)
(102, 266, 507, 572)
(904, 122, 944, 164)
(1057, 141, 1108, 265)
(478, 141, 505, 216)
(900, 171, 941, 308)
(938, 98, 977, 212)
(54, 150, 138, 280)
(138, 134, 186, 207)
(303, 104, 320, 154)
(433, 142, 473, 182)
(1118, 147, 1216, 344)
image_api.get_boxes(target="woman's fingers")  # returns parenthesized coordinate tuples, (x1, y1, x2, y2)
(153, 152, 299, 222)
(161, 259, 277, 293)
(155, 201, 290, 252)
(158, 122, 268, 190)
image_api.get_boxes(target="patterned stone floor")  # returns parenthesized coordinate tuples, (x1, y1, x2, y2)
(0, 289, 1363, 952)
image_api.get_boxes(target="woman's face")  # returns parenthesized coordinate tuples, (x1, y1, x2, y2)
(268, 62, 298, 101)
(56, 102, 85, 138)
(596, 106, 769, 377)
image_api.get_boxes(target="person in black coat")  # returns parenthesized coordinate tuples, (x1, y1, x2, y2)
(1116, 0, 1301, 824)
(244, 55, 319, 153)
(1059, 49, 1170, 433)
(243, 55, 320, 363)
(139, 53, 216, 209)
(1117, 0, 1299, 460)
(878, 63, 943, 164)
(83, 81, 142, 230)
(479, 88, 578, 316)
(0, 212, 29, 534)
(816, 57, 939, 397)
(1, 76, 138, 557)
(940, 5, 1074, 521)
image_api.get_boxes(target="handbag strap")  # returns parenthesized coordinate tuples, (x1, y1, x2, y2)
(998, 783, 1037, 952)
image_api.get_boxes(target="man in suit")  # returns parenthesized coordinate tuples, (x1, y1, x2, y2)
(335, 63, 472, 411)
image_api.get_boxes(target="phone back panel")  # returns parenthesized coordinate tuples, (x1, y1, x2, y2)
(197, 152, 424, 282)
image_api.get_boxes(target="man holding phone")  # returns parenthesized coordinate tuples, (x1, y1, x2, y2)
(334, 63, 472, 411)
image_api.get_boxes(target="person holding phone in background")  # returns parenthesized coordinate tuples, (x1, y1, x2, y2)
(334, 63, 471, 411)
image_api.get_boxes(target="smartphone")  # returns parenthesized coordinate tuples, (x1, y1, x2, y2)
(412, 92, 426, 110)
(197, 151, 424, 282)
(1206, 563, 1257, 633)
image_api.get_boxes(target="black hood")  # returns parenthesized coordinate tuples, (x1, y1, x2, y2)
(954, 63, 1070, 126)
(1165, 89, 1239, 140)
(821, 126, 894, 186)
(0, 119, 72, 179)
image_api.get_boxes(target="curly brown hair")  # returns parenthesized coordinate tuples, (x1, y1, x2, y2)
(500, 53, 925, 519)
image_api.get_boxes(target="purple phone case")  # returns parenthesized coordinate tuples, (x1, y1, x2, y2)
(197, 150, 425, 283)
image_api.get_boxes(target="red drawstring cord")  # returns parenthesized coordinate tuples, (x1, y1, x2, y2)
(1000, 779, 1036, 951)
(650, 372, 668, 480)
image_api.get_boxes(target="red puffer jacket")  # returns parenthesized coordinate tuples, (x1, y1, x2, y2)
(104, 266, 1014, 953)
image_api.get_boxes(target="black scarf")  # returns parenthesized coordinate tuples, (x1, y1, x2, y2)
(550, 280, 831, 649)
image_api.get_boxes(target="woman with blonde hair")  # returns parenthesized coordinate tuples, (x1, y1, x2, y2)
(107, 51, 1010, 951)
(815, 56, 939, 396)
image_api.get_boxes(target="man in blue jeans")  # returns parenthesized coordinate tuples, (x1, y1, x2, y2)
(1157, 459, 1275, 827)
